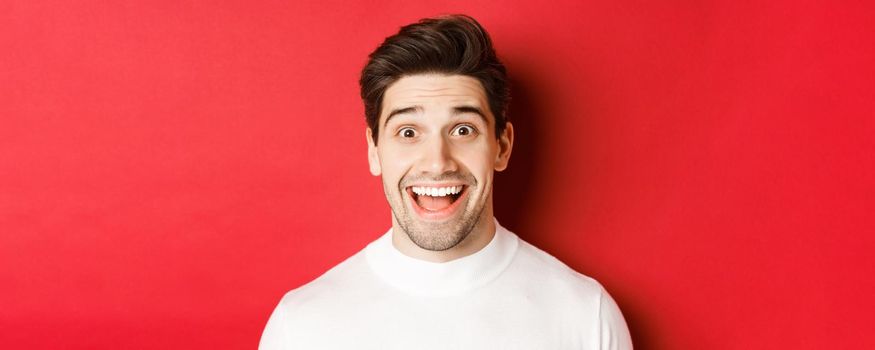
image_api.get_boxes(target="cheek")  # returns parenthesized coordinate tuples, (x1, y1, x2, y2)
(457, 148, 495, 183)
(379, 148, 414, 180)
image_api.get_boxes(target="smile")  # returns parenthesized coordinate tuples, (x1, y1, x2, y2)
(405, 184, 469, 220)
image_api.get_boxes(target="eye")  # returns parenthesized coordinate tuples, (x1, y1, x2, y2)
(398, 127, 417, 138)
(451, 124, 477, 137)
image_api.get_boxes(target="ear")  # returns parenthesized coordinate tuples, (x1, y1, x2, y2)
(366, 128, 382, 176)
(494, 122, 514, 172)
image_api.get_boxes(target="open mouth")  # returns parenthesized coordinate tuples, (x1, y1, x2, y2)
(405, 185, 468, 219)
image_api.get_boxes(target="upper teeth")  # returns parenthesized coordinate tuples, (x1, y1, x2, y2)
(411, 186, 463, 197)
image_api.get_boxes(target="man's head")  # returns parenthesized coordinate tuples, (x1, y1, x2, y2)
(360, 15, 513, 257)
(360, 15, 510, 145)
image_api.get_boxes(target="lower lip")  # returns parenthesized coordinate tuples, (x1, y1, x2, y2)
(406, 186, 469, 221)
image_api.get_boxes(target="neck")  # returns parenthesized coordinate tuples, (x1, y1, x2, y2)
(391, 206, 496, 263)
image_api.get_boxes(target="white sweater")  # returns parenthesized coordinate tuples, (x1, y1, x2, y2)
(259, 219, 633, 349)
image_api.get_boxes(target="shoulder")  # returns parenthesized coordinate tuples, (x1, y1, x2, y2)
(260, 248, 385, 348)
(511, 238, 608, 304)
(490, 234, 633, 348)
(274, 248, 376, 314)
(506, 236, 633, 347)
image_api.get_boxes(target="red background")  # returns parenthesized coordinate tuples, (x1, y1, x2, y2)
(2, 1, 873, 348)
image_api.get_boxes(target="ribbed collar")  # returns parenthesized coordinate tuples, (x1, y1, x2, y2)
(365, 218, 519, 297)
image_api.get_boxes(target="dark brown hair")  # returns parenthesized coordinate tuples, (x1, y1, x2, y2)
(359, 14, 510, 145)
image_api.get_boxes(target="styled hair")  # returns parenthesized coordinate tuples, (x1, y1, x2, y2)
(359, 14, 510, 145)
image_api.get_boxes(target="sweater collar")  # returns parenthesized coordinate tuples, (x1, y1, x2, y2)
(365, 217, 519, 297)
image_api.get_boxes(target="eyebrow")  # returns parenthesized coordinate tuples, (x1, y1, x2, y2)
(383, 105, 489, 128)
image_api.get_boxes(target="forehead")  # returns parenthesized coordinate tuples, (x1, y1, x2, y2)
(381, 74, 491, 123)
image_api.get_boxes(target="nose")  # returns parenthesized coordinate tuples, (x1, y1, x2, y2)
(417, 133, 458, 175)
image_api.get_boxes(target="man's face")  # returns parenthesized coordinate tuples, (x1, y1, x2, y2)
(367, 74, 512, 251)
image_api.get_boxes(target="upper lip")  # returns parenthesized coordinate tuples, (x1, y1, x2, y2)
(406, 183, 466, 188)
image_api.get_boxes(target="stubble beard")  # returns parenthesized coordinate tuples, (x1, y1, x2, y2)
(383, 177, 487, 251)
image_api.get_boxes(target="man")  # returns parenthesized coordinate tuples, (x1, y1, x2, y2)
(259, 15, 632, 349)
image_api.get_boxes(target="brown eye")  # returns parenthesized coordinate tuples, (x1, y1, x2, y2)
(451, 125, 476, 137)
(400, 128, 416, 138)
